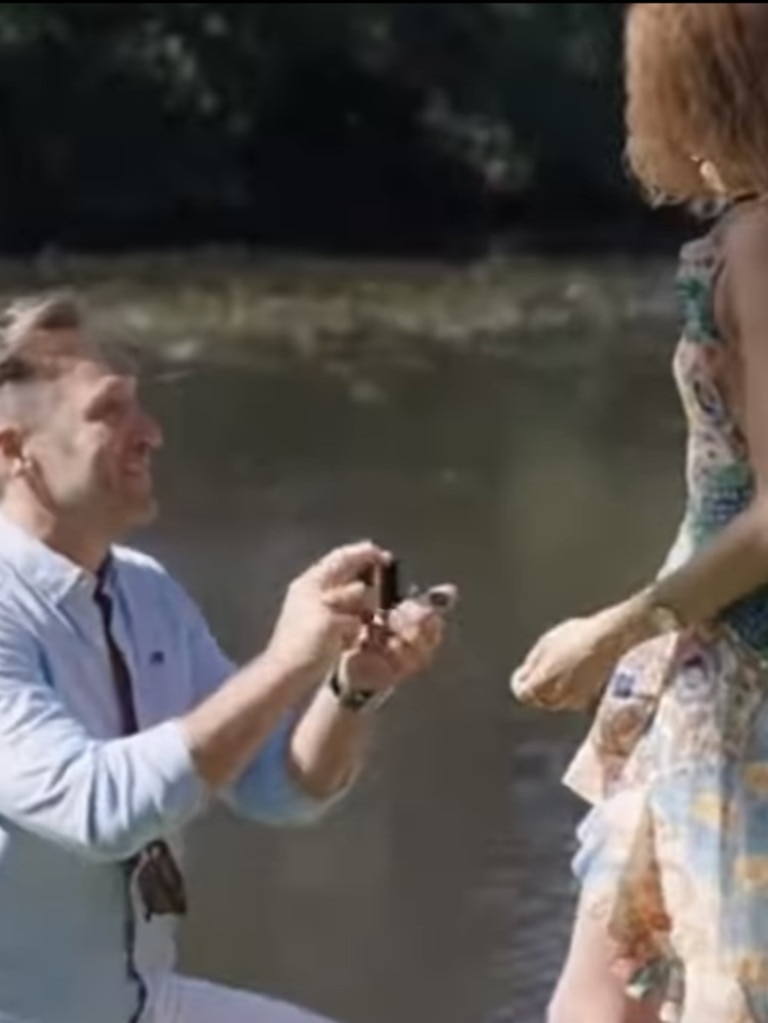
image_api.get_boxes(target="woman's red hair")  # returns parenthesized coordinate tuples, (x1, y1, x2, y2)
(625, 4, 768, 202)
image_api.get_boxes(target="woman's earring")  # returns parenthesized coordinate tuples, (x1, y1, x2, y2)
(699, 159, 725, 194)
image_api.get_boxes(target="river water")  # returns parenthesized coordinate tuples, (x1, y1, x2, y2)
(122, 254, 685, 1023)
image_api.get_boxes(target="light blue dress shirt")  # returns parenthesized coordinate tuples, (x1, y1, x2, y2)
(0, 513, 337, 1023)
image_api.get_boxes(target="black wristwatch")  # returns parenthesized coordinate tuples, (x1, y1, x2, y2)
(327, 670, 393, 714)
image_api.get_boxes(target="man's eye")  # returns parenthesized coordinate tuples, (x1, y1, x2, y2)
(98, 397, 127, 418)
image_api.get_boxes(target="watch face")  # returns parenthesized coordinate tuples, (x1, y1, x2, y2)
(345, 689, 374, 710)
(341, 687, 394, 714)
(329, 669, 394, 714)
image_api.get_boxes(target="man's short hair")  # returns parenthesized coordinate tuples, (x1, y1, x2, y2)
(0, 289, 136, 388)
(0, 290, 85, 385)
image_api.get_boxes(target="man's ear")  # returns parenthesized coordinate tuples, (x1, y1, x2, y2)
(0, 424, 26, 477)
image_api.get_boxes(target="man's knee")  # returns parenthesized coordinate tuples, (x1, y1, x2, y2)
(546, 981, 586, 1023)
(547, 975, 661, 1023)
(546, 991, 566, 1023)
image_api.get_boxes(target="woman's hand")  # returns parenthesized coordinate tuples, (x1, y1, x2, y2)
(510, 598, 653, 712)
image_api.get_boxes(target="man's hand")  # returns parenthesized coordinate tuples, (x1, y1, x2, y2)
(283, 582, 458, 801)
(265, 540, 389, 679)
(341, 584, 458, 695)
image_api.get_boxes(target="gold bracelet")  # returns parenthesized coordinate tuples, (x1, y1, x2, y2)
(640, 586, 685, 635)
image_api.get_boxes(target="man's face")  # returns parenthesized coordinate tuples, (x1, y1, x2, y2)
(26, 347, 164, 533)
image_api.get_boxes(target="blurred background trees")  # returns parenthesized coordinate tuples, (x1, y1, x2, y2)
(0, 3, 674, 255)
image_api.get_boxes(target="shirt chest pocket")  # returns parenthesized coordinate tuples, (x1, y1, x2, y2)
(48, 621, 193, 738)
(125, 626, 194, 729)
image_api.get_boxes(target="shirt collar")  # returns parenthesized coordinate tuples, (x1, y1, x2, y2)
(0, 512, 113, 604)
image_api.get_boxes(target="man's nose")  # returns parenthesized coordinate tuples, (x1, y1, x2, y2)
(137, 409, 163, 449)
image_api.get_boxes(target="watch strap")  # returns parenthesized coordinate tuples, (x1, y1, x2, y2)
(327, 669, 393, 713)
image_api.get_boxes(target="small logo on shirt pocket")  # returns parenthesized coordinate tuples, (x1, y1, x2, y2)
(149, 650, 165, 666)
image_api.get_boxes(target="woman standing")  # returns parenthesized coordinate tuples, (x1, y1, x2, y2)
(513, 6, 768, 1022)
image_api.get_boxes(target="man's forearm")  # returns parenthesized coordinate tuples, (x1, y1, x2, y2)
(182, 651, 324, 790)
(285, 680, 372, 800)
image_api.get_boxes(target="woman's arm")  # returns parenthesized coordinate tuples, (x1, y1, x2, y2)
(512, 205, 768, 705)
(620, 204, 768, 643)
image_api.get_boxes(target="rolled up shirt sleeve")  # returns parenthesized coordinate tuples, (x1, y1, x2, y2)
(222, 705, 350, 825)
(0, 611, 206, 862)
(172, 577, 347, 825)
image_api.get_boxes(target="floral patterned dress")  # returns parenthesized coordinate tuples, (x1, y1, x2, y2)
(565, 214, 768, 1023)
